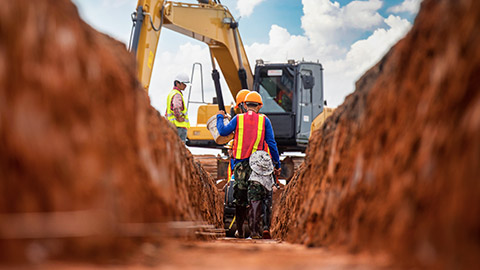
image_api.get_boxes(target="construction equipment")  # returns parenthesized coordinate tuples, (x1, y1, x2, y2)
(128, 0, 334, 154)
(128, 1, 333, 235)
(253, 59, 328, 151)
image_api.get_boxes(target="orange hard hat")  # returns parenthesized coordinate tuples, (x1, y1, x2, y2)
(244, 91, 263, 106)
(235, 89, 250, 109)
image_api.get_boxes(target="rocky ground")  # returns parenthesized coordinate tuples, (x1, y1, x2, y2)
(0, 238, 397, 270)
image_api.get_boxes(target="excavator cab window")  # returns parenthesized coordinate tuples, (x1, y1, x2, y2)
(256, 67, 294, 113)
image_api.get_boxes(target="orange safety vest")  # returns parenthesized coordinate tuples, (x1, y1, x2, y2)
(232, 111, 268, 160)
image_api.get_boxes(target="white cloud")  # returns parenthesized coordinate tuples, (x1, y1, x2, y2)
(236, 0, 266, 17)
(388, 0, 422, 14)
(301, 0, 384, 48)
(343, 0, 384, 28)
(323, 15, 412, 105)
(246, 8, 412, 107)
(101, 0, 130, 8)
(343, 15, 412, 76)
(247, 25, 319, 63)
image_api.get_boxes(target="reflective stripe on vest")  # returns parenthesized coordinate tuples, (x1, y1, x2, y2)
(227, 162, 232, 180)
(233, 111, 266, 160)
(166, 89, 190, 128)
(235, 115, 244, 159)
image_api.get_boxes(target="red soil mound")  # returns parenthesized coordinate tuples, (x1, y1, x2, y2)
(273, 0, 480, 269)
(0, 0, 222, 262)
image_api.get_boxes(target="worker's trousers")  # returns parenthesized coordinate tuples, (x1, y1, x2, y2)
(248, 181, 267, 238)
(233, 160, 251, 207)
(263, 190, 273, 231)
(233, 160, 251, 237)
(176, 127, 187, 143)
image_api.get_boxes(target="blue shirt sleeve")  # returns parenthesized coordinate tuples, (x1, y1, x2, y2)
(264, 117, 281, 168)
(216, 114, 237, 136)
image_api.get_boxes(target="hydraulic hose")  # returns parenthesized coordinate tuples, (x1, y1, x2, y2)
(212, 69, 225, 111)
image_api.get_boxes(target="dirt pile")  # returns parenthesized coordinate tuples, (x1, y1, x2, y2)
(273, 0, 480, 268)
(0, 0, 222, 262)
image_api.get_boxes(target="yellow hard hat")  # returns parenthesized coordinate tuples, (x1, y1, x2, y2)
(235, 89, 250, 109)
(244, 91, 263, 105)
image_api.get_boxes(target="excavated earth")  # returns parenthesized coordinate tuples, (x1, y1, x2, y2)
(0, 0, 222, 263)
(273, 0, 480, 269)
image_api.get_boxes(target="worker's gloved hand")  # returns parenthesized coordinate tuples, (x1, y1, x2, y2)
(273, 167, 282, 189)
(274, 167, 281, 177)
(217, 110, 226, 117)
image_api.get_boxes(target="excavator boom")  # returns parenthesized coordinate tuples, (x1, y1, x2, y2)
(131, 0, 165, 91)
(130, 0, 253, 98)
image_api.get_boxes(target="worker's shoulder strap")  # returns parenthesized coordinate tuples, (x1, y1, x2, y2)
(236, 114, 244, 131)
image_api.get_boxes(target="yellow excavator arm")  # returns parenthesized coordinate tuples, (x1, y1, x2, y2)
(130, 0, 253, 100)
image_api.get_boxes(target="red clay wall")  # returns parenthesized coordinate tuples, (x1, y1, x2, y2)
(273, 0, 480, 269)
(0, 0, 222, 262)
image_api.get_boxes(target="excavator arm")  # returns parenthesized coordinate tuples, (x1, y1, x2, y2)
(130, 0, 253, 101)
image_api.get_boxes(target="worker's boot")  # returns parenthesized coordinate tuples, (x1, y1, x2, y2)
(249, 200, 263, 239)
(235, 205, 246, 238)
(262, 229, 271, 239)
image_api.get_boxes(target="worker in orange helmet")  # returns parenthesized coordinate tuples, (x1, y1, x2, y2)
(230, 89, 250, 117)
(236, 89, 250, 112)
(216, 91, 281, 239)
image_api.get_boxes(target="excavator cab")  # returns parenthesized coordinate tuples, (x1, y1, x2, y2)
(254, 60, 325, 153)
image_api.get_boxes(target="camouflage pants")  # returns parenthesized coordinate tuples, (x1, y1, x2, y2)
(248, 181, 267, 202)
(233, 160, 251, 207)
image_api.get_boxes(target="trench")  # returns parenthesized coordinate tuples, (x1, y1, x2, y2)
(1, 0, 480, 269)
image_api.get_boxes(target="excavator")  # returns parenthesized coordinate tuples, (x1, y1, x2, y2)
(128, 0, 333, 154)
(129, 0, 333, 235)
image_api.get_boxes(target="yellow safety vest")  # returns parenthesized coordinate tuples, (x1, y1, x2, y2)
(166, 89, 190, 128)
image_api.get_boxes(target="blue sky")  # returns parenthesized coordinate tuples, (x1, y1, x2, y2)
(230, 1, 305, 44)
(73, 1, 418, 51)
(72, 0, 421, 121)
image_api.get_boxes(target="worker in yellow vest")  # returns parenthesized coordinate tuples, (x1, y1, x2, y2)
(216, 92, 281, 238)
(166, 73, 190, 143)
